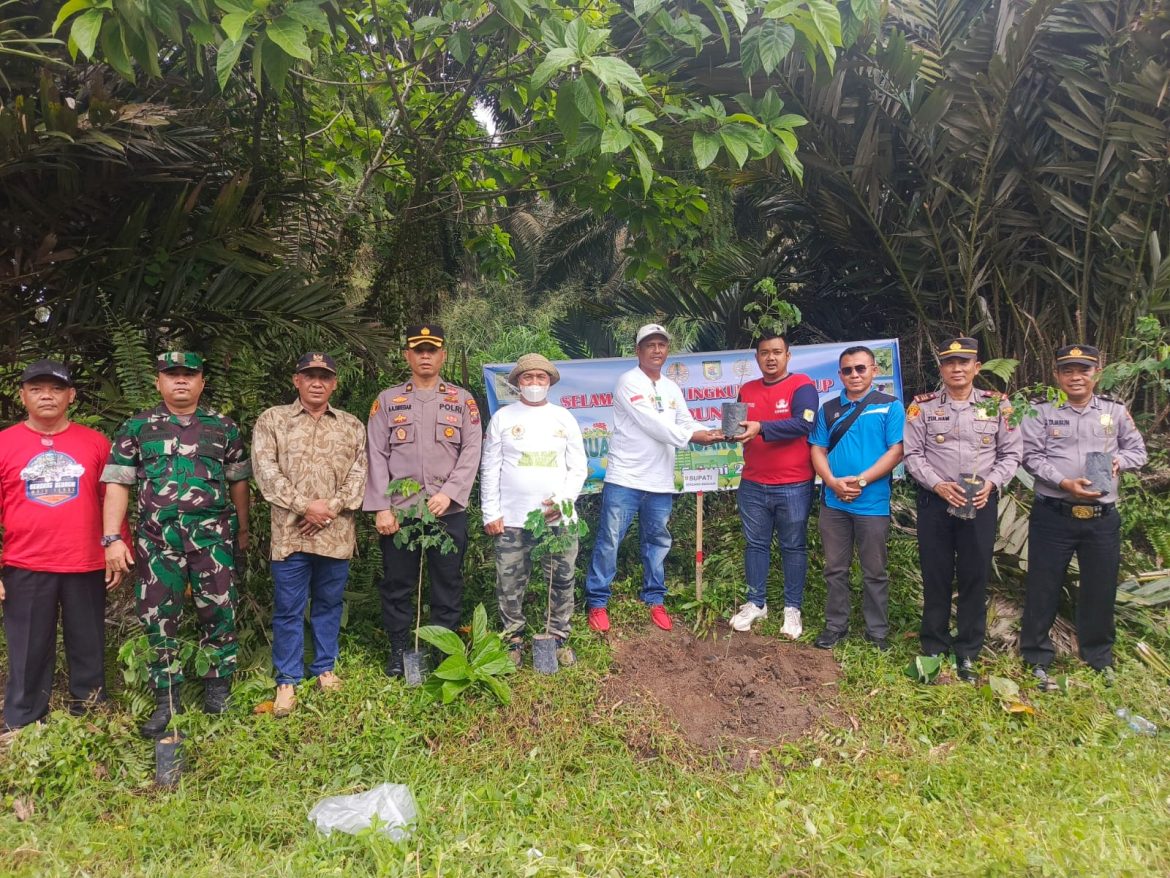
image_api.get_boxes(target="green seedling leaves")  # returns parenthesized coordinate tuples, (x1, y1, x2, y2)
(420, 604, 517, 706)
(905, 654, 944, 684)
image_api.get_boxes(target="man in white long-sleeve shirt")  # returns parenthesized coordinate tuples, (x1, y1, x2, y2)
(481, 354, 587, 667)
(583, 325, 722, 633)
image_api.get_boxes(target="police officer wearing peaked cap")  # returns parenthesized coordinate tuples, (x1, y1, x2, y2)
(1019, 344, 1147, 689)
(363, 324, 483, 678)
(903, 336, 1023, 683)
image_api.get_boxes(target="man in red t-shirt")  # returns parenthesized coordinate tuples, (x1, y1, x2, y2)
(730, 333, 819, 639)
(0, 361, 123, 730)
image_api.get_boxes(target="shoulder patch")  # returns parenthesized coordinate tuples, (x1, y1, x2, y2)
(370, 400, 380, 416)
(907, 403, 921, 420)
(912, 392, 938, 404)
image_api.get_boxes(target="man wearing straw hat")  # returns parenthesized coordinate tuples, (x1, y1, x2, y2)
(481, 354, 587, 668)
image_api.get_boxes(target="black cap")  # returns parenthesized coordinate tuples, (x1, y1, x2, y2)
(405, 324, 445, 349)
(1055, 344, 1101, 367)
(295, 352, 338, 373)
(20, 360, 73, 386)
(936, 337, 979, 361)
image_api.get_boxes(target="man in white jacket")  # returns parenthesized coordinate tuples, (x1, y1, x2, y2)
(481, 354, 587, 666)
(583, 325, 721, 632)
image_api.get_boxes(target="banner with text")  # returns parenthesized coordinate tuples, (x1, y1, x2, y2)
(484, 339, 903, 494)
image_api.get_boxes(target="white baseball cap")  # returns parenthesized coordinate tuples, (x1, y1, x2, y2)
(635, 323, 672, 345)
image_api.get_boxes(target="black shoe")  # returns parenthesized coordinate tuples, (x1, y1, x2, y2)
(386, 635, 407, 679)
(203, 678, 231, 714)
(864, 634, 890, 652)
(1031, 665, 1058, 692)
(956, 657, 979, 684)
(68, 690, 109, 716)
(814, 629, 847, 649)
(141, 685, 182, 739)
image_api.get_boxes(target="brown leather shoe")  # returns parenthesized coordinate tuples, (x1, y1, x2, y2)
(273, 684, 297, 718)
(317, 671, 342, 692)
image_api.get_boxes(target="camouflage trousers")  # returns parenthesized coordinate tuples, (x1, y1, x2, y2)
(494, 526, 578, 640)
(135, 516, 238, 688)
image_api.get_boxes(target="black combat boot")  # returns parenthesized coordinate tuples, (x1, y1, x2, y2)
(141, 685, 182, 739)
(386, 633, 408, 678)
(203, 677, 232, 714)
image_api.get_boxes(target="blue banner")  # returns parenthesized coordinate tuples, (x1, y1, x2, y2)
(484, 339, 903, 494)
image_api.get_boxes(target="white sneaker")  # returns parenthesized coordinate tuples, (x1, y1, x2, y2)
(729, 602, 768, 632)
(781, 607, 803, 640)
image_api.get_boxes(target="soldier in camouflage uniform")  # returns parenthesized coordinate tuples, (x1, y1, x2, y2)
(101, 352, 251, 738)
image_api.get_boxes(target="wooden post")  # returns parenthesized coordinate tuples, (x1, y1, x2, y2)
(695, 491, 704, 601)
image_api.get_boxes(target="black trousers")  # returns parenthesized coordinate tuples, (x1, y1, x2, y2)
(1019, 499, 1121, 670)
(916, 490, 998, 660)
(1, 567, 107, 730)
(377, 510, 468, 640)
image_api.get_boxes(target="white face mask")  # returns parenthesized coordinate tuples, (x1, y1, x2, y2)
(520, 384, 549, 403)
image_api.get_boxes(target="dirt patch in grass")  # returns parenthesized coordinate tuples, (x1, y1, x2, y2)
(601, 624, 843, 757)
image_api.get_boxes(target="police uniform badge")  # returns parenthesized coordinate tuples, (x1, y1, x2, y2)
(394, 415, 407, 424)
(907, 403, 921, 419)
(446, 414, 458, 424)
(393, 395, 408, 404)
(370, 400, 380, 416)
(395, 428, 406, 440)
(444, 427, 455, 438)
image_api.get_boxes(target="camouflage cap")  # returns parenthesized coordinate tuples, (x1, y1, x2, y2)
(156, 351, 205, 372)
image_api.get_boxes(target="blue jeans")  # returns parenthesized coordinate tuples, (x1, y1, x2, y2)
(737, 478, 813, 608)
(584, 483, 674, 609)
(271, 553, 350, 685)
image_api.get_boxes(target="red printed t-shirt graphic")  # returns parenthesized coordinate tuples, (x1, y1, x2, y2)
(739, 374, 817, 485)
(0, 422, 111, 572)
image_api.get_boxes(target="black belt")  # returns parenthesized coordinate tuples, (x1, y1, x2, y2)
(1038, 495, 1114, 519)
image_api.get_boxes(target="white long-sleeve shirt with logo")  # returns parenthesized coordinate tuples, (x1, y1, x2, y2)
(604, 366, 700, 494)
(480, 401, 587, 527)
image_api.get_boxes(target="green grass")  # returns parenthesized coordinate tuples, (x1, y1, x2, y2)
(4, 515, 1170, 877)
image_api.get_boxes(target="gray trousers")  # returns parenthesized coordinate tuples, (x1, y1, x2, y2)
(818, 505, 890, 638)
(494, 527, 578, 640)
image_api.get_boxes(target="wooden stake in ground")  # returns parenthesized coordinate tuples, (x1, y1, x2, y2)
(695, 491, 704, 601)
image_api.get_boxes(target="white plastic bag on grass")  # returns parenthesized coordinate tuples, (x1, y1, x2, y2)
(308, 783, 417, 839)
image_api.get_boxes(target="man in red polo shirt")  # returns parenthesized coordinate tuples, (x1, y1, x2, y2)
(0, 361, 123, 731)
(730, 333, 818, 638)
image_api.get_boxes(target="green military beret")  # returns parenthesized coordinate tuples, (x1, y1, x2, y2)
(156, 351, 205, 372)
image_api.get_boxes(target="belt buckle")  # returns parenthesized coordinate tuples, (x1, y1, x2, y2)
(1071, 505, 1095, 520)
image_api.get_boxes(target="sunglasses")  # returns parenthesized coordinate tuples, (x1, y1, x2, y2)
(839, 365, 870, 376)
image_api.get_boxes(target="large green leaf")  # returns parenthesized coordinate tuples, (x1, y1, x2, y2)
(415, 625, 465, 656)
(264, 15, 311, 61)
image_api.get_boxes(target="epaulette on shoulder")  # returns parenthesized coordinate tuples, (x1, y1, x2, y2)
(1096, 394, 1118, 403)
(912, 391, 939, 404)
(983, 390, 1004, 399)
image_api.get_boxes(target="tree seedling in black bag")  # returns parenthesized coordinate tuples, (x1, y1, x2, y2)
(524, 499, 589, 674)
(385, 478, 458, 685)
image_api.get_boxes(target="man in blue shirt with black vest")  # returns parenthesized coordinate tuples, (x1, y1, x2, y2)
(809, 346, 905, 650)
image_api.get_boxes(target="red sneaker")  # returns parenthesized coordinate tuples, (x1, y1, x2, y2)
(587, 607, 610, 632)
(649, 605, 673, 631)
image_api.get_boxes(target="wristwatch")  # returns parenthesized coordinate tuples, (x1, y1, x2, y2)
(101, 534, 123, 548)
(856, 478, 868, 488)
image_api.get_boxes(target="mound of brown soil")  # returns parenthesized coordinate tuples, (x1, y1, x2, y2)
(602, 624, 843, 757)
